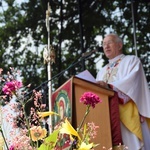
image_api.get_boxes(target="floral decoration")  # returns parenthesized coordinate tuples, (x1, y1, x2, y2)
(2, 80, 22, 96)
(0, 67, 102, 150)
(30, 126, 47, 142)
(79, 92, 102, 108)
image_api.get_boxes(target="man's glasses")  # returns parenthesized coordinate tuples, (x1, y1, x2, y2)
(102, 40, 116, 47)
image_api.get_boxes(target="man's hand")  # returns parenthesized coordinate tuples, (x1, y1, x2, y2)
(96, 80, 109, 88)
(140, 114, 145, 123)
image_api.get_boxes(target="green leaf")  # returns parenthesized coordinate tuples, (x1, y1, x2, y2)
(38, 129, 59, 150)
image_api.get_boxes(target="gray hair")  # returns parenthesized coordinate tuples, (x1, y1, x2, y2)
(105, 33, 123, 44)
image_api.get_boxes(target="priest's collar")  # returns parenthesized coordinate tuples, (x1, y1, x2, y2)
(108, 54, 125, 64)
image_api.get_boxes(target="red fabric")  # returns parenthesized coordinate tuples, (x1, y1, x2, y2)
(118, 97, 124, 104)
(109, 92, 123, 146)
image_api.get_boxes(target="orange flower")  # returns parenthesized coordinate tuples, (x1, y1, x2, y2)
(30, 126, 47, 141)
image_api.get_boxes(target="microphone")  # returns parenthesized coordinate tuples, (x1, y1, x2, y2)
(82, 46, 103, 58)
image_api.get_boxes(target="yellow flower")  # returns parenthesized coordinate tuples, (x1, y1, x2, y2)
(38, 111, 59, 118)
(30, 126, 47, 141)
(78, 142, 93, 150)
(0, 135, 4, 150)
(59, 118, 81, 140)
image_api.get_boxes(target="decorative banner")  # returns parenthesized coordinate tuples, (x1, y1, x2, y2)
(52, 78, 72, 127)
(52, 78, 73, 149)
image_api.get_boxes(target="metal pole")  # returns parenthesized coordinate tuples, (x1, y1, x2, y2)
(131, 0, 138, 56)
(45, 2, 52, 134)
(77, 0, 85, 70)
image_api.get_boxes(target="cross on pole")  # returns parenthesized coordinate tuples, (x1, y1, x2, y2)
(43, 2, 55, 134)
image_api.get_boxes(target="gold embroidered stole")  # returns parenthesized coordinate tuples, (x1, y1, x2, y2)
(103, 58, 122, 83)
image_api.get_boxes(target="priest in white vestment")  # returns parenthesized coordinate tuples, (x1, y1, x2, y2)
(96, 33, 150, 150)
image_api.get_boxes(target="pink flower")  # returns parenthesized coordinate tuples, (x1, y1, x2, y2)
(80, 92, 102, 108)
(87, 122, 99, 139)
(2, 80, 22, 95)
(8, 133, 33, 150)
(9, 145, 15, 150)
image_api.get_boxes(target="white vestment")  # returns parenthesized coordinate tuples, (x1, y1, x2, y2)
(96, 54, 150, 150)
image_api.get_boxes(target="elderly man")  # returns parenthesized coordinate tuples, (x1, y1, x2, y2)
(96, 33, 150, 150)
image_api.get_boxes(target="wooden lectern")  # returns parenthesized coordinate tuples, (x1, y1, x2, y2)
(52, 76, 114, 150)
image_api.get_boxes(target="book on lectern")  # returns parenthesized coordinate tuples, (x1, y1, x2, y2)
(75, 69, 96, 83)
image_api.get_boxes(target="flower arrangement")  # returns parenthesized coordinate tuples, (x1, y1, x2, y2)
(0, 67, 102, 150)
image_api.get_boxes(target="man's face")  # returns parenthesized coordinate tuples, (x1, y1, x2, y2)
(102, 35, 122, 59)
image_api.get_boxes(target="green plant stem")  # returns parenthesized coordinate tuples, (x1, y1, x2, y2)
(22, 103, 34, 147)
(36, 141, 39, 149)
(0, 128, 9, 150)
(77, 105, 90, 132)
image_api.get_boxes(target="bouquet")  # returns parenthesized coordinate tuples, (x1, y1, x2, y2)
(0, 67, 102, 150)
